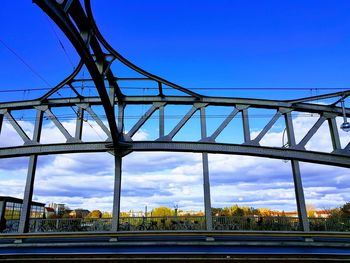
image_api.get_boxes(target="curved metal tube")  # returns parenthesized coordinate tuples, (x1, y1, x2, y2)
(0, 141, 349, 168)
(39, 59, 84, 101)
(84, 0, 202, 99)
(34, 0, 120, 146)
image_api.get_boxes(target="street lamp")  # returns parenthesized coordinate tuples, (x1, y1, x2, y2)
(340, 98, 350, 132)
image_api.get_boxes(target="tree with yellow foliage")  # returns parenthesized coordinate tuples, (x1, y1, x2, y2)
(85, 210, 102, 219)
(151, 206, 174, 217)
(258, 208, 273, 216)
(306, 204, 316, 218)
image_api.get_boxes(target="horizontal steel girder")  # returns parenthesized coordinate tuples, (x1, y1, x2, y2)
(0, 141, 349, 168)
(0, 96, 349, 117)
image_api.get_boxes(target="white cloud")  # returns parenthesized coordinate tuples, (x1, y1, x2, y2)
(256, 113, 349, 152)
(0, 111, 349, 213)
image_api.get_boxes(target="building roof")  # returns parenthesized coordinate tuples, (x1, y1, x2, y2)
(315, 210, 331, 215)
(0, 196, 45, 207)
(45, 207, 55, 212)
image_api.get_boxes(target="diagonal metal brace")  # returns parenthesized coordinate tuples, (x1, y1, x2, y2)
(79, 104, 112, 140)
(295, 115, 326, 149)
(127, 102, 166, 138)
(4, 111, 33, 145)
(246, 111, 283, 145)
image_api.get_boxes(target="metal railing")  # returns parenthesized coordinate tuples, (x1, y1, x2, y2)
(212, 216, 300, 231)
(2, 219, 19, 233)
(309, 217, 350, 232)
(28, 218, 112, 232)
(1, 216, 350, 233)
(119, 216, 205, 231)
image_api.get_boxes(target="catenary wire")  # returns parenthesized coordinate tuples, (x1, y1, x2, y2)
(0, 86, 347, 93)
(45, 17, 75, 69)
(0, 38, 52, 88)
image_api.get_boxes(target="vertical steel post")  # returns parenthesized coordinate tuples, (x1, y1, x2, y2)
(202, 153, 212, 230)
(111, 154, 122, 232)
(328, 117, 341, 151)
(118, 103, 125, 134)
(0, 200, 5, 226)
(159, 105, 165, 138)
(75, 107, 84, 140)
(18, 110, 43, 233)
(242, 108, 251, 143)
(284, 112, 309, 232)
(290, 160, 310, 231)
(200, 107, 212, 230)
(0, 114, 3, 134)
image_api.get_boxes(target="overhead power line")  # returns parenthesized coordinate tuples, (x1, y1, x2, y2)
(0, 38, 52, 88)
(45, 17, 75, 69)
(0, 86, 347, 93)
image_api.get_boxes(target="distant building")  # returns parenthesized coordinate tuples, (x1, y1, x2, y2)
(44, 207, 55, 218)
(123, 210, 144, 217)
(48, 203, 65, 216)
(267, 210, 331, 218)
(69, 209, 90, 218)
(315, 210, 331, 218)
(0, 196, 45, 221)
(280, 211, 298, 217)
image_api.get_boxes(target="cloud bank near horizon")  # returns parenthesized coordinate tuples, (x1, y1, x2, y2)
(0, 113, 349, 213)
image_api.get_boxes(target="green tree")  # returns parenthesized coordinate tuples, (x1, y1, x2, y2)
(101, 212, 112, 218)
(232, 206, 244, 216)
(241, 206, 258, 216)
(120, 211, 130, 218)
(151, 206, 174, 217)
(341, 202, 350, 217)
(327, 208, 342, 219)
(222, 204, 244, 216)
(213, 205, 260, 217)
(211, 207, 224, 216)
(61, 211, 71, 218)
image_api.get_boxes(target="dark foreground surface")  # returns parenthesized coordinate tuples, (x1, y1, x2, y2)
(1, 231, 350, 262)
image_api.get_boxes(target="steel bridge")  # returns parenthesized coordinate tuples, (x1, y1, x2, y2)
(1, 0, 350, 260)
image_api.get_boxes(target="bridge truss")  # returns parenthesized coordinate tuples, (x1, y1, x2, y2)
(0, 0, 349, 234)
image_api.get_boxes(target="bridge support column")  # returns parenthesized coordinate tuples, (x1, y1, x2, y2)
(200, 106, 212, 230)
(284, 112, 309, 232)
(18, 110, 43, 233)
(291, 160, 309, 232)
(0, 200, 5, 228)
(202, 152, 213, 230)
(18, 156, 38, 233)
(111, 154, 122, 232)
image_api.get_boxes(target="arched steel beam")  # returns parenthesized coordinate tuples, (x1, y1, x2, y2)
(0, 141, 349, 168)
(66, 1, 124, 101)
(39, 59, 84, 101)
(84, 0, 202, 99)
(33, 0, 121, 146)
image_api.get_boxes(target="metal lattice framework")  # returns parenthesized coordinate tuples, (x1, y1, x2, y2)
(0, 0, 349, 234)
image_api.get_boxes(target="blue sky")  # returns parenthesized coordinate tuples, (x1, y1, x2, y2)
(0, 1, 349, 213)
